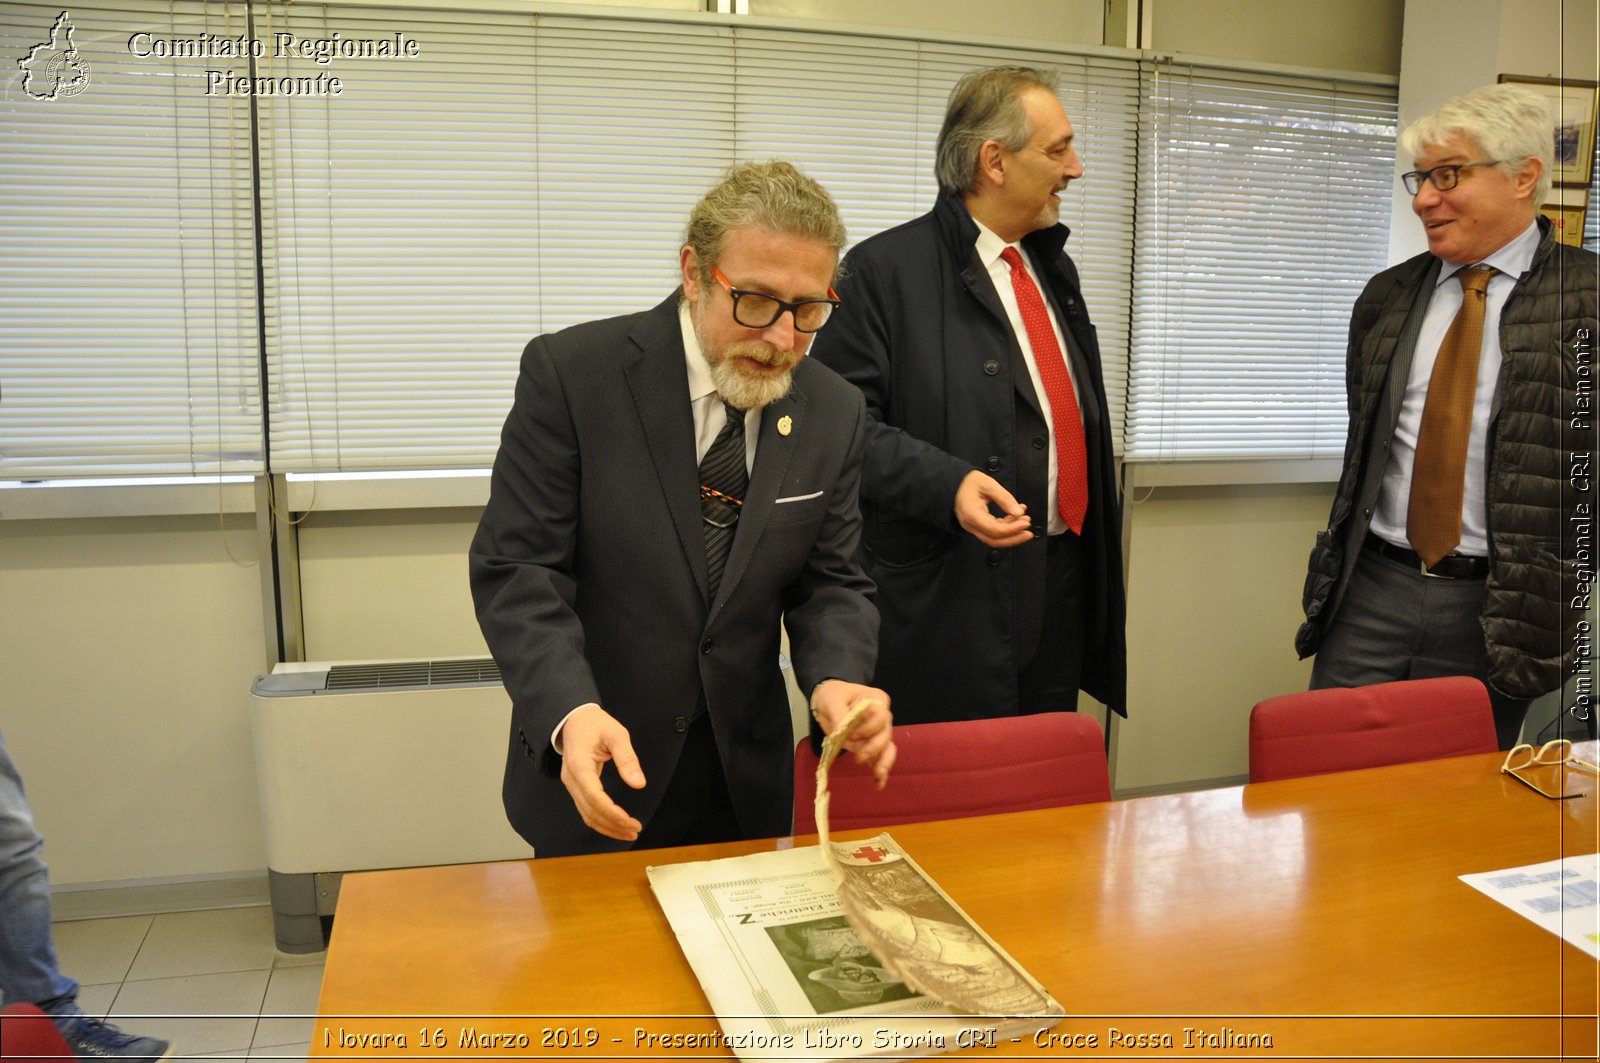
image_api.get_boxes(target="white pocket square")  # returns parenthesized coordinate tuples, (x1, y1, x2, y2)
(774, 490, 824, 504)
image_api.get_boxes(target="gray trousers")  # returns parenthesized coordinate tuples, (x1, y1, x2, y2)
(1310, 544, 1529, 749)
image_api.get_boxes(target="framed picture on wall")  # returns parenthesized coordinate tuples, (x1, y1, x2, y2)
(1539, 203, 1588, 246)
(1499, 74, 1599, 187)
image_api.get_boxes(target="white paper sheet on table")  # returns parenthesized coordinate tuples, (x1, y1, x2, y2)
(1460, 853, 1600, 958)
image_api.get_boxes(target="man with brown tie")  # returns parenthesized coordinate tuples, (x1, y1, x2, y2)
(1297, 83, 1598, 748)
(811, 66, 1126, 726)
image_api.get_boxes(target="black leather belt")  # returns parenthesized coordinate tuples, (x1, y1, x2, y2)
(1365, 533, 1488, 580)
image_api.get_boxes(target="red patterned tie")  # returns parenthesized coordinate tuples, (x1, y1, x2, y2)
(1001, 246, 1088, 533)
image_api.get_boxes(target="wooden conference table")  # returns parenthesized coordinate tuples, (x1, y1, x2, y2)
(310, 750, 1598, 1061)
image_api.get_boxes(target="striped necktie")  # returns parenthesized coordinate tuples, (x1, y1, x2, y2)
(699, 401, 747, 598)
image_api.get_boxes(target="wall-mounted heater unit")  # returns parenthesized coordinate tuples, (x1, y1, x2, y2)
(249, 657, 532, 952)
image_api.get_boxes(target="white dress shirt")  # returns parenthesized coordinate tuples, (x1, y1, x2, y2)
(680, 301, 760, 474)
(1370, 219, 1541, 557)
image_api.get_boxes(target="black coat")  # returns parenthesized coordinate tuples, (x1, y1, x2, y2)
(812, 192, 1127, 721)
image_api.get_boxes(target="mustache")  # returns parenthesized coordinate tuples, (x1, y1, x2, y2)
(724, 342, 800, 369)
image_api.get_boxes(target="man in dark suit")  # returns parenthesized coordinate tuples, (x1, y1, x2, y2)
(1298, 83, 1599, 748)
(811, 66, 1127, 726)
(471, 162, 895, 857)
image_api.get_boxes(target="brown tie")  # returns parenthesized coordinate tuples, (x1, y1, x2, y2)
(1407, 267, 1495, 569)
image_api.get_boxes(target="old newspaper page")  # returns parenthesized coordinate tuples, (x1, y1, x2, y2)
(646, 840, 1061, 1062)
(646, 703, 1062, 1062)
(811, 704, 1056, 1016)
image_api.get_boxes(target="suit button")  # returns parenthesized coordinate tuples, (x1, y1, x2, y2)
(985, 455, 1001, 471)
(987, 550, 1002, 567)
(673, 716, 689, 733)
(982, 359, 1000, 376)
(700, 637, 715, 655)
(1032, 436, 1046, 449)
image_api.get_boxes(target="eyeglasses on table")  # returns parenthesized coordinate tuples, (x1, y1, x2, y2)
(1500, 738, 1598, 800)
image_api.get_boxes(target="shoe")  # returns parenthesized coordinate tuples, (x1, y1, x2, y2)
(57, 1015, 174, 1061)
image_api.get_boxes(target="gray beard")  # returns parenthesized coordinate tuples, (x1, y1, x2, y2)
(691, 301, 797, 410)
(706, 351, 795, 411)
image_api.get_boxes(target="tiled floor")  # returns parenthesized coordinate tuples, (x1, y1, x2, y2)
(52, 905, 323, 1061)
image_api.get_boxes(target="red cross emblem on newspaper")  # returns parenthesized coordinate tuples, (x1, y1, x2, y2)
(851, 845, 889, 863)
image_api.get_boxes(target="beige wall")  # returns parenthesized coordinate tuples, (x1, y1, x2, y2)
(4, 0, 1581, 891)
(0, 517, 268, 884)
(297, 510, 488, 662)
(1116, 485, 1332, 793)
(752, 0, 1104, 46)
(1149, 0, 1404, 74)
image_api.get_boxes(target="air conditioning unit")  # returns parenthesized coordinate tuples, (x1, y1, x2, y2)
(249, 657, 532, 952)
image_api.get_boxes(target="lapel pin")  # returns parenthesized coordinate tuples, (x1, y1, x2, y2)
(778, 415, 793, 437)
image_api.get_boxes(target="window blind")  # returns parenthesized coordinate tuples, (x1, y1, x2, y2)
(0, 1, 261, 478)
(4, 0, 1395, 482)
(916, 42, 1140, 442)
(258, 5, 747, 472)
(731, 28, 928, 250)
(256, 3, 547, 473)
(1126, 61, 1397, 462)
(258, 6, 1141, 474)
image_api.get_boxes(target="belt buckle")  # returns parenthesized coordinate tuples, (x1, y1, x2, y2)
(1419, 558, 1451, 579)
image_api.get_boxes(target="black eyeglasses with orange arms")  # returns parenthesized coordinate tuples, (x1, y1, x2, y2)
(709, 266, 840, 333)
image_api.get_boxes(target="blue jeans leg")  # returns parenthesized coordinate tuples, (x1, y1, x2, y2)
(0, 727, 80, 1016)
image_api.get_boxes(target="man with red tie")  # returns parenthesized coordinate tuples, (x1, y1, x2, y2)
(812, 66, 1126, 726)
(1297, 83, 1598, 748)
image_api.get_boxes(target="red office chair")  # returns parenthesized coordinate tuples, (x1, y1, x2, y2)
(793, 711, 1111, 835)
(1248, 676, 1500, 783)
(1, 1003, 75, 1060)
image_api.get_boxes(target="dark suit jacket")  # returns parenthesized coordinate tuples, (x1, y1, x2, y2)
(811, 191, 1127, 722)
(470, 295, 878, 857)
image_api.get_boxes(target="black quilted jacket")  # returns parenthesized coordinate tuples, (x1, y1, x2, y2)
(1298, 217, 1598, 700)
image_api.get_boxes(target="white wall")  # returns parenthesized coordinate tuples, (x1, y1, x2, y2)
(7, 0, 1585, 891)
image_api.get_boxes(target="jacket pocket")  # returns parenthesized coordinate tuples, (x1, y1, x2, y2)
(766, 490, 828, 527)
(865, 517, 947, 569)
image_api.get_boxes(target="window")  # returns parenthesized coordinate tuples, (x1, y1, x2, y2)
(255, 5, 1140, 473)
(1126, 62, 1397, 462)
(2, 0, 1396, 485)
(0, 1, 261, 478)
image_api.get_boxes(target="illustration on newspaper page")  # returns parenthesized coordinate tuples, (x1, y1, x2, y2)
(807, 705, 1055, 1017)
(646, 837, 1062, 1063)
